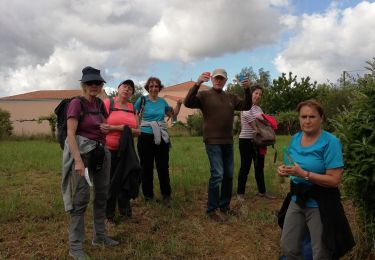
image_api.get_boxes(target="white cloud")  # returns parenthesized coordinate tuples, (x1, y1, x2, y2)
(274, 1, 375, 83)
(0, 0, 285, 96)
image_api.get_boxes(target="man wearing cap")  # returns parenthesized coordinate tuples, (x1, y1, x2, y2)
(184, 68, 252, 221)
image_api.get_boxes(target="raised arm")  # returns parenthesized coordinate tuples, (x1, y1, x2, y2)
(184, 72, 209, 108)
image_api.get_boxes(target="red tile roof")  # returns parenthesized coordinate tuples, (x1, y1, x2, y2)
(162, 81, 210, 92)
(0, 89, 107, 100)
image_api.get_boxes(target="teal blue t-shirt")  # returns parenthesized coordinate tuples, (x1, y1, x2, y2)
(288, 130, 344, 207)
(134, 96, 172, 134)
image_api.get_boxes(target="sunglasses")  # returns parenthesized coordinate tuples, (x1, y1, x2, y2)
(85, 81, 103, 86)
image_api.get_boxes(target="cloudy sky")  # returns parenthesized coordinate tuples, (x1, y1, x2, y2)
(1, 0, 374, 97)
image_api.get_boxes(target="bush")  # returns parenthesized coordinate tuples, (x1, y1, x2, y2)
(333, 83, 375, 257)
(275, 111, 299, 135)
(186, 111, 203, 136)
(0, 108, 13, 140)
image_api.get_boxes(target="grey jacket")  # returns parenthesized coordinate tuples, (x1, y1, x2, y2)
(61, 135, 97, 212)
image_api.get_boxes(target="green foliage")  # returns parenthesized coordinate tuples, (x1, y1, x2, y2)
(38, 113, 57, 138)
(316, 83, 355, 131)
(262, 72, 318, 114)
(0, 108, 13, 140)
(275, 111, 299, 135)
(226, 67, 271, 97)
(186, 111, 203, 136)
(333, 78, 375, 256)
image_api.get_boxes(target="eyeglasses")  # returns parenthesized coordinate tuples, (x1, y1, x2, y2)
(85, 81, 103, 86)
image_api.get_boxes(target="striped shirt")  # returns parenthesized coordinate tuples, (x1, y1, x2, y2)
(239, 105, 263, 139)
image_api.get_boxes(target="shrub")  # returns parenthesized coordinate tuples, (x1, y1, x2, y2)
(275, 111, 299, 135)
(0, 108, 13, 140)
(333, 83, 375, 257)
(186, 111, 203, 136)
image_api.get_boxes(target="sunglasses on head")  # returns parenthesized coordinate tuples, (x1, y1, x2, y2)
(85, 81, 103, 86)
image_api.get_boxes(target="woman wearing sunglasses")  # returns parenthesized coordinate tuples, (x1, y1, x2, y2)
(62, 66, 119, 260)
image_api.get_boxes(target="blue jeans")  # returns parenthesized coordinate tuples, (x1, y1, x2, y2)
(205, 144, 234, 213)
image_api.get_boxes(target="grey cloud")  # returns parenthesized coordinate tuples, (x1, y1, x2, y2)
(0, 0, 286, 96)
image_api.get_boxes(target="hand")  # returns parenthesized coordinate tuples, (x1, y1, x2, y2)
(277, 165, 290, 177)
(240, 77, 251, 89)
(176, 98, 183, 106)
(74, 159, 85, 176)
(282, 163, 304, 177)
(131, 128, 141, 136)
(100, 123, 111, 134)
(197, 72, 210, 85)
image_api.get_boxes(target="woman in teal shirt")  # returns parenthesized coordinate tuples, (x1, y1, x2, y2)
(134, 77, 182, 202)
(277, 100, 354, 259)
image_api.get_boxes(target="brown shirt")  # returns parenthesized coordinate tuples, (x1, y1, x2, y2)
(184, 84, 252, 144)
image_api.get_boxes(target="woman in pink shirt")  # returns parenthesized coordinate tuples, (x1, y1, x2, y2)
(100, 79, 140, 226)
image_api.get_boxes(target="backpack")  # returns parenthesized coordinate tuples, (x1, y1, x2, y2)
(108, 97, 136, 114)
(253, 116, 276, 147)
(54, 96, 106, 150)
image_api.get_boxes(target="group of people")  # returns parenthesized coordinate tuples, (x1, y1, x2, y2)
(61, 66, 354, 259)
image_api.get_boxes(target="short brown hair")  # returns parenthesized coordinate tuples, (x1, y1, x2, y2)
(144, 77, 164, 92)
(297, 99, 325, 118)
(251, 84, 263, 93)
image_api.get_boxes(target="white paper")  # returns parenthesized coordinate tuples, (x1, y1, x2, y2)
(84, 168, 93, 187)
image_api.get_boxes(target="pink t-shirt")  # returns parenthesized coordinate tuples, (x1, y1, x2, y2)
(67, 97, 106, 143)
(104, 97, 137, 151)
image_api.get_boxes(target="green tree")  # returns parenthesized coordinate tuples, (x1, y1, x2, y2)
(226, 67, 271, 97)
(262, 72, 318, 114)
(0, 108, 13, 139)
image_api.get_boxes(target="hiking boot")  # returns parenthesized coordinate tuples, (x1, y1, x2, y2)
(207, 210, 227, 222)
(256, 192, 276, 200)
(69, 250, 90, 260)
(92, 236, 119, 247)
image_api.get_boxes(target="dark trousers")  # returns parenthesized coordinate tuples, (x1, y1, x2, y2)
(106, 150, 130, 219)
(137, 133, 171, 199)
(237, 138, 266, 194)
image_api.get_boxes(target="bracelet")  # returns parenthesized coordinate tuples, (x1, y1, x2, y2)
(304, 171, 311, 181)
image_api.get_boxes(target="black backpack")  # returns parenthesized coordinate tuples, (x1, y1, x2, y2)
(54, 96, 106, 150)
(108, 97, 136, 114)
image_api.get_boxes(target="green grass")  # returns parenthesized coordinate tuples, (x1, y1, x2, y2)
(0, 135, 358, 259)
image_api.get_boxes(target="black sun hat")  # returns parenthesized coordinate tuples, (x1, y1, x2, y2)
(80, 66, 106, 83)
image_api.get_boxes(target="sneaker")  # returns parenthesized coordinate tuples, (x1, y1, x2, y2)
(69, 250, 90, 260)
(92, 236, 119, 247)
(256, 192, 276, 200)
(207, 210, 227, 222)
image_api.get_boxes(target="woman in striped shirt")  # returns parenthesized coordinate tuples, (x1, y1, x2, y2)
(237, 85, 275, 201)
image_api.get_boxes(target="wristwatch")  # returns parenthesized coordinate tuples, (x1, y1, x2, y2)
(304, 171, 311, 181)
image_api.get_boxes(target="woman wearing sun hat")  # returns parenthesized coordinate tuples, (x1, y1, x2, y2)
(61, 66, 119, 260)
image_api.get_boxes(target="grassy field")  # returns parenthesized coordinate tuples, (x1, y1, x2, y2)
(0, 136, 358, 259)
